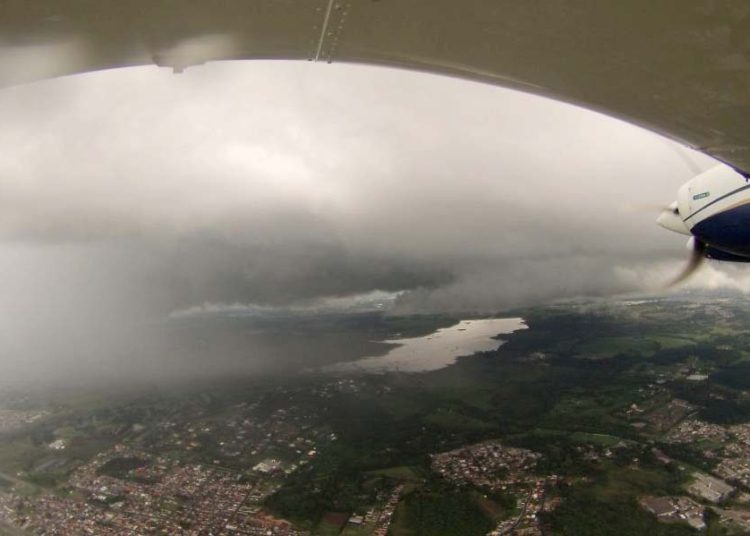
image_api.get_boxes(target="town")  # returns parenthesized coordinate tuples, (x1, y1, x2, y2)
(0, 298, 750, 534)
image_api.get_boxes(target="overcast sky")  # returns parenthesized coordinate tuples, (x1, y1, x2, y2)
(0, 60, 739, 385)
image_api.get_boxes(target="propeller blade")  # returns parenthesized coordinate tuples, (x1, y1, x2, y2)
(668, 238, 706, 287)
(621, 203, 673, 214)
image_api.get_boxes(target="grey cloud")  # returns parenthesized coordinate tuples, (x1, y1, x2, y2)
(0, 60, 729, 384)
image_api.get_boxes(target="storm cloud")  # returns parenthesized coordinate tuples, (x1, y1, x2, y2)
(0, 60, 733, 384)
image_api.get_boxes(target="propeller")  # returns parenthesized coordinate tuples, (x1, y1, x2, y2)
(668, 237, 706, 287)
(655, 143, 721, 286)
(655, 200, 706, 286)
(620, 203, 673, 214)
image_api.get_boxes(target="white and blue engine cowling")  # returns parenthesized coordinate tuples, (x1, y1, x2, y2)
(658, 164, 750, 276)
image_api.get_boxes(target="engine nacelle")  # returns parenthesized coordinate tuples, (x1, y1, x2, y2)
(658, 164, 750, 257)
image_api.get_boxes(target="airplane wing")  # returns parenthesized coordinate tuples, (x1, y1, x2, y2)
(1, 1, 748, 169)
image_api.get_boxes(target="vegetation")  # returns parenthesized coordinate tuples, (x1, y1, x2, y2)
(3, 297, 750, 533)
(545, 491, 698, 536)
(399, 487, 494, 536)
(97, 456, 149, 479)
